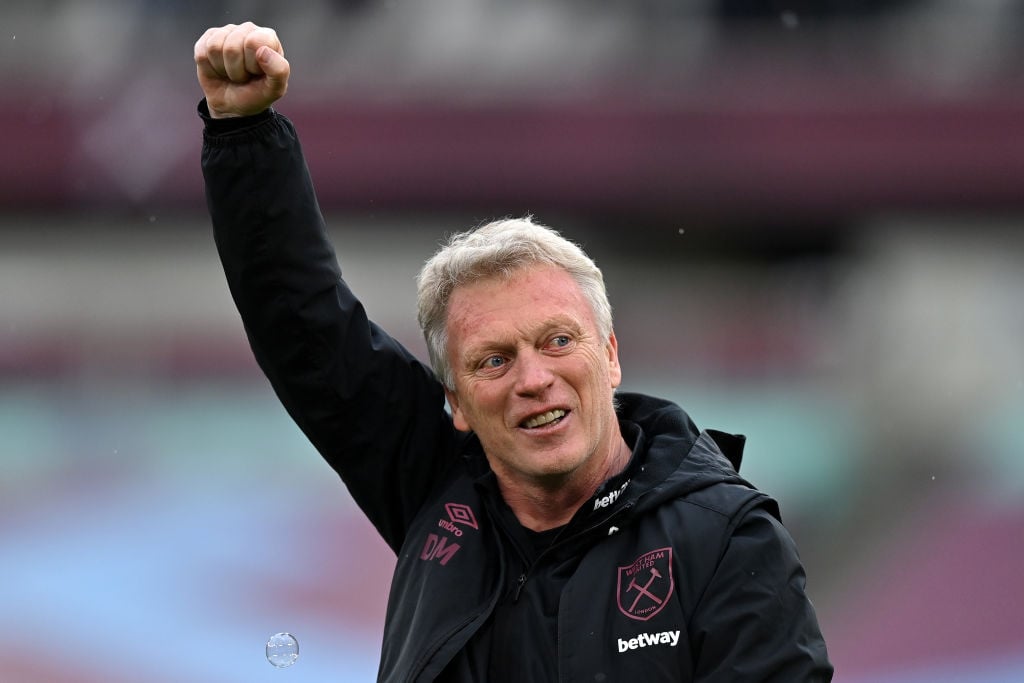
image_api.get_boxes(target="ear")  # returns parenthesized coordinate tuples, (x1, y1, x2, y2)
(445, 387, 472, 432)
(606, 331, 622, 389)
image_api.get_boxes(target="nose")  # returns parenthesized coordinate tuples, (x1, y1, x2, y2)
(513, 349, 555, 397)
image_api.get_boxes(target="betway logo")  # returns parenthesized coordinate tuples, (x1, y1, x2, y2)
(594, 479, 630, 510)
(617, 630, 680, 653)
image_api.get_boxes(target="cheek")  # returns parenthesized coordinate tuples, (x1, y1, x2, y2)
(584, 349, 619, 388)
(449, 384, 502, 433)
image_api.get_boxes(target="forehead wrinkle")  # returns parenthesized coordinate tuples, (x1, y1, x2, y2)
(459, 312, 586, 363)
(446, 265, 595, 364)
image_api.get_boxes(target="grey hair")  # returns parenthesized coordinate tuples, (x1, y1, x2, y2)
(416, 217, 613, 389)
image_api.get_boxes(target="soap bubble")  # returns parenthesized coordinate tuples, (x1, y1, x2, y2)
(266, 632, 299, 668)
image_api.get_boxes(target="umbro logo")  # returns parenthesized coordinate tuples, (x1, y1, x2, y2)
(445, 502, 479, 528)
(421, 502, 479, 566)
(438, 502, 479, 537)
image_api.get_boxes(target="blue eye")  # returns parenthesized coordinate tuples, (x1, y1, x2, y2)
(551, 335, 571, 348)
(484, 356, 506, 368)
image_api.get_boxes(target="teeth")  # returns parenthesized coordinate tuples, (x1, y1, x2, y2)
(523, 410, 566, 429)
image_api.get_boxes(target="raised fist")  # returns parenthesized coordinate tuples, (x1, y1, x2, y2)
(194, 22, 290, 118)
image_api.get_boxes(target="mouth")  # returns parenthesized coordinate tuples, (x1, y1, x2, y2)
(520, 409, 568, 430)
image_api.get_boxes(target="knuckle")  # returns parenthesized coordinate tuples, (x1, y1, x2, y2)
(247, 26, 278, 47)
(207, 27, 229, 46)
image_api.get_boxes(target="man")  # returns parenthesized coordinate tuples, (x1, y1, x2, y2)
(195, 22, 833, 682)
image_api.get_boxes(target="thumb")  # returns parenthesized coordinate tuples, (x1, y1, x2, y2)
(256, 45, 290, 83)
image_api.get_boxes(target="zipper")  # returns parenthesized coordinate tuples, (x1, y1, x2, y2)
(406, 613, 478, 683)
(549, 500, 636, 553)
(511, 501, 635, 603)
(406, 502, 511, 682)
(513, 573, 528, 602)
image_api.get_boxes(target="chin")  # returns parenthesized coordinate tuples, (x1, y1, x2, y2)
(530, 452, 588, 479)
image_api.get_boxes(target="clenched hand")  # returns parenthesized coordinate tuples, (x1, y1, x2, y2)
(194, 22, 290, 119)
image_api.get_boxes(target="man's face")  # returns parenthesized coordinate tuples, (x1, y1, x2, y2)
(444, 264, 622, 487)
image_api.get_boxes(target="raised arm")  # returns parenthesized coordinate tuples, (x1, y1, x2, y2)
(195, 24, 457, 551)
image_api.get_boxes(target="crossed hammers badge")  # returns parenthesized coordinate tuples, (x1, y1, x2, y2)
(616, 547, 675, 621)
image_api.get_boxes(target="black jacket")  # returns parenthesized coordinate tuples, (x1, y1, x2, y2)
(200, 102, 833, 682)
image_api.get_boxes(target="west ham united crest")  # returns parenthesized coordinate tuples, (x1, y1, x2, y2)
(617, 547, 674, 621)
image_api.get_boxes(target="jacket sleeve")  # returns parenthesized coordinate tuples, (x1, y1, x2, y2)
(200, 102, 456, 552)
(690, 504, 834, 682)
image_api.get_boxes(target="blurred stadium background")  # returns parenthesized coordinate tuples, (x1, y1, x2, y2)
(2, 1, 1023, 681)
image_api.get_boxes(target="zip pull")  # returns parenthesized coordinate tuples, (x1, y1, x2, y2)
(513, 573, 527, 602)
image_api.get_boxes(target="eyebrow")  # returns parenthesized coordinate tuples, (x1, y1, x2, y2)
(459, 315, 585, 363)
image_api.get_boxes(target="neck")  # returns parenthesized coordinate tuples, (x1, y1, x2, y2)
(497, 435, 633, 532)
